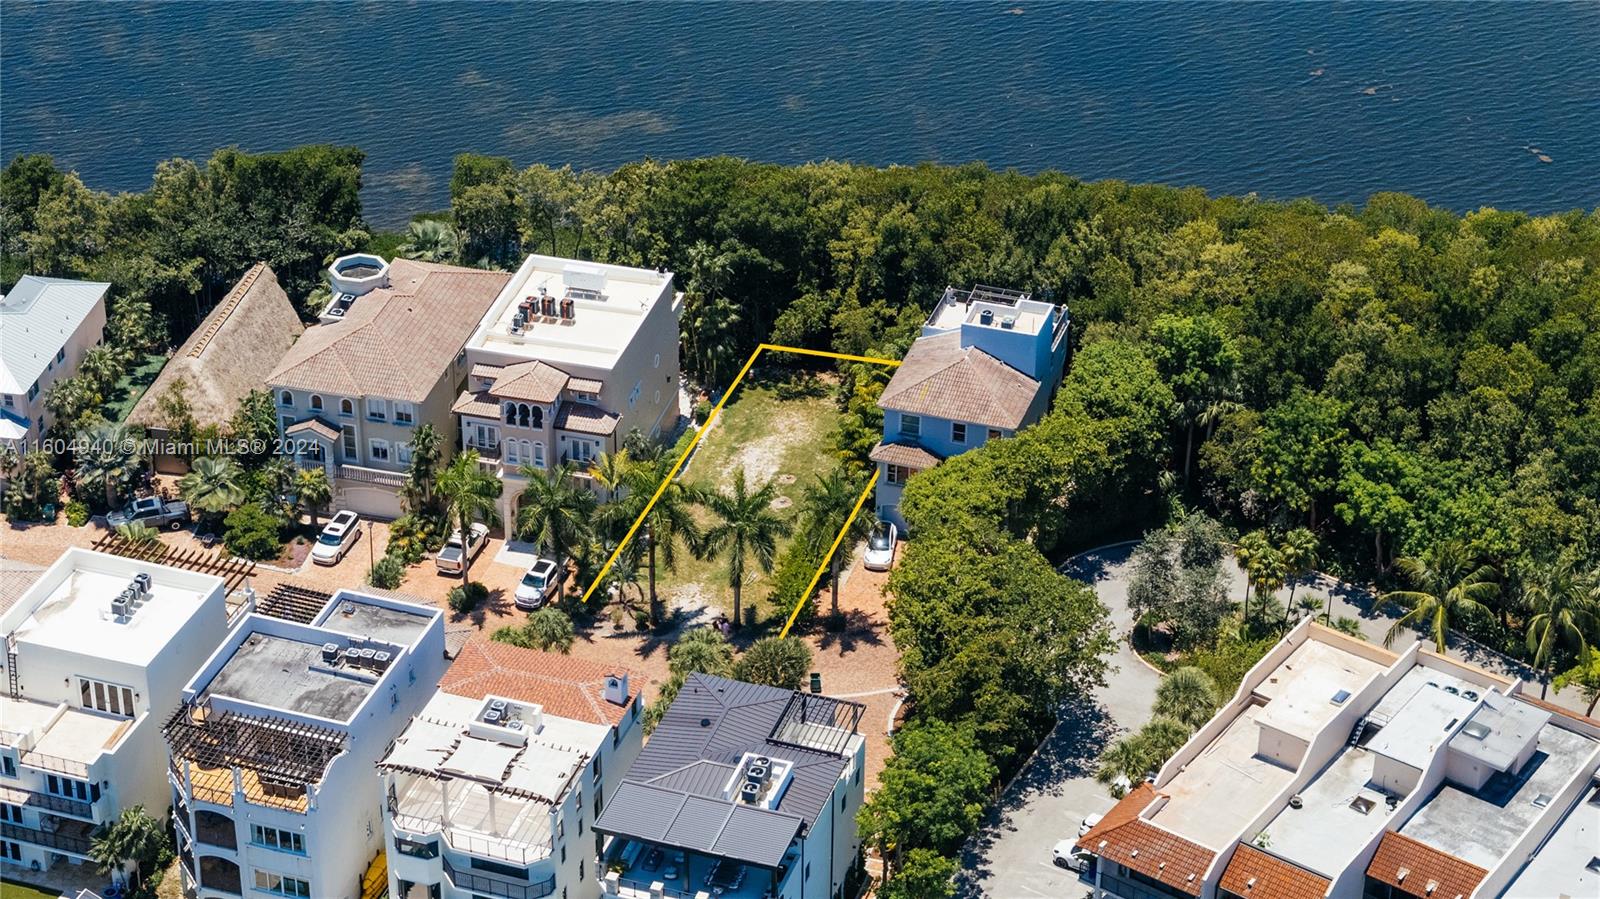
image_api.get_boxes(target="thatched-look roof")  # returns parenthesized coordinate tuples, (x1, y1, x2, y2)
(129, 264, 304, 430)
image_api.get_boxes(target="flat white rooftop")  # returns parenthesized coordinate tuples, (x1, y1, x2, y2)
(924, 284, 1062, 336)
(1151, 638, 1387, 848)
(1, 548, 222, 669)
(470, 254, 675, 370)
(0, 695, 131, 767)
(1258, 665, 1480, 877)
(1401, 708, 1598, 870)
(1503, 779, 1600, 899)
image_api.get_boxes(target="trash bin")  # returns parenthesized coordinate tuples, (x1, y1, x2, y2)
(809, 672, 822, 693)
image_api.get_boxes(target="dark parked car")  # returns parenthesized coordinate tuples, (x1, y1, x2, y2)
(107, 496, 190, 530)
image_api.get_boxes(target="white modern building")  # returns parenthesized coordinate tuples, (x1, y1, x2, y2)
(380, 641, 646, 899)
(0, 548, 229, 886)
(453, 255, 681, 529)
(165, 590, 447, 899)
(1075, 621, 1600, 899)
(594, 674, 867, 899)
(0, 276, 110, 448)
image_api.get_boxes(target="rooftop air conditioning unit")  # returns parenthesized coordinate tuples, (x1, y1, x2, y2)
(747, 763, 769, 784)
(132, 572, 152, 594)
(344, 647, 362, 666)
(321, 643, 341, 665)
(489, 699, 508, 713)
(541, 295, 557, 317)
(506, 719, 524, 731)
(739, 781, 762, 803)
(372, 651, 392, 670)
(483, 708, 503, 724)
(512, 311, 527, 332)
(1001, 316, 1016, 330)
(559, 298, 575, 320)
(358, 648, 377, 668)
(979, 309, 994, 325)
(110, 598, 129, 618)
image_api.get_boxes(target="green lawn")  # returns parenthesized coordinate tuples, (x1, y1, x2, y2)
(652, 376, 844, 622)
(107, 351, 171, 423)
(1, 877, 68, 899)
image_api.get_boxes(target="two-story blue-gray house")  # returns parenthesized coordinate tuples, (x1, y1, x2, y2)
(870, 285, 1070, 531)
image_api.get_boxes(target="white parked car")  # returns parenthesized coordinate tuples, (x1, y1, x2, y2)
(862, 520, 897, 571)
(1078, 812, 1104, 837)
(514, 557, 566, 610)
(1052, 839, 1092, 872)
(310, 510, 360, 566)
(435, 522, 490, 575)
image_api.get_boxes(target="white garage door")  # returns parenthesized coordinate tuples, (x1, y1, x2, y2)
(337, 484, 404, 521)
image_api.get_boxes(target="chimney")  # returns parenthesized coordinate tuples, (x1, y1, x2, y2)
(604, 672, 630, 705)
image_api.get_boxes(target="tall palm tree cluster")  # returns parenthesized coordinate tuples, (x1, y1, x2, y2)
(454, 437, 853, 632)
(1377, 541, 1600, 699)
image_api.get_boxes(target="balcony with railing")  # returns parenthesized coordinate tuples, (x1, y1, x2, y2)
(441, 856, 556, 899)
(388, 784, 553, 866)
(2, 815, 98, 857)
(338, 462, 407, 487)
(193, 809, 238, 850)
(601, 840, 787, 899)
(0, 783, 95, 821)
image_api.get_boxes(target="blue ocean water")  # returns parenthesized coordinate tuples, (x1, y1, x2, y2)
(2, 2, 1596, 227)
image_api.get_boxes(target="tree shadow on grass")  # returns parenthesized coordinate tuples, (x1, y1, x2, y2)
(955, 697, 1118, 897)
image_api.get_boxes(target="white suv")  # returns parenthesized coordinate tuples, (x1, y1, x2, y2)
(310, 510, 360, 565)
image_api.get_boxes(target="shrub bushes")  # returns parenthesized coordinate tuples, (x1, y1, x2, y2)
(386, 513, 443, 565)
(64, 499, 90, 527)
(222, 503, 283, 560)
(448, 581, 489, 613)
(368, 555, 405, 590)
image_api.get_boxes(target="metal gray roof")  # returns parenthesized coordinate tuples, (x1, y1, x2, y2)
(594, 781, 803, 869)
(0, 276, 109, 394)
(595, 674, 864, 864)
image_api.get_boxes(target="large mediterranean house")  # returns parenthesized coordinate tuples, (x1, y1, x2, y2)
(870, 285, 1069, 530)
(0, 276, 110, 449)
(266, 254, 512, 519)
(452, 255, 681, 530)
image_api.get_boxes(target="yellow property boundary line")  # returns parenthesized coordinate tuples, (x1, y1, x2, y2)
(580, 343, 901, 640)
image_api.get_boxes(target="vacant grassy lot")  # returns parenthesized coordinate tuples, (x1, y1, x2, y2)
(107, 351, 170, 422)
(655, 375, 842, 624)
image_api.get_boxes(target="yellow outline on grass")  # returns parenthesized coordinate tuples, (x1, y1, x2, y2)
(579, 344, 901, 637)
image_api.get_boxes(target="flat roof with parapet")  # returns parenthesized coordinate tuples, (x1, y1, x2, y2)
(923, 284, 1063, 336)
(1400, 698, 1599, 870)
(1503, 778, 1600, 899)
(470, 254, 676, 370)
(0, 548, 222, 669)
(0, 695, 131, 768)
(1150, 637, 1389, 849)
(314, 594, 435, 647)
(1258, 665, 1481, 877)
(200, 631, 375, 723)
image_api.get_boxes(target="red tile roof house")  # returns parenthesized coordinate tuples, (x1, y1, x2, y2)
(378, 641, 645, 899)
(1075, 619, 1600, 899)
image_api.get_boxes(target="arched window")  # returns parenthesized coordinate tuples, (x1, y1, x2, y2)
(518, 404, 530, 428)
(505, 402, 517, 425)
(340, 398, 354, 418)
(309, 395, 323, 412)
(279, 390, 293, 407)
(530, 406, 543, 429)
(532, 442, 546, 468)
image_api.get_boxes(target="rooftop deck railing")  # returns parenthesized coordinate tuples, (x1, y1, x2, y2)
(441, 856, 556, 899)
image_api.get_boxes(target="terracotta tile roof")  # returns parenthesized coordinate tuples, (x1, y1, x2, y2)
(1219, 844, 1331, 899)
(1366, 831, 1487, 899)
(268, 259, 510, 403)
(452, 390, 501, 418)
(0, 557, 45, 616)
(568, 376, 604, 393)
(284, 416, 340, 442)
(1076, 784, 1213, 897)
(488, 360, 570, 404)
(555, 401, 619, 436)
(868, 441, 942, 469)
(440, 641, 638, 727)
(471, 362, 506, 381)
(878, 330, 1040, 430)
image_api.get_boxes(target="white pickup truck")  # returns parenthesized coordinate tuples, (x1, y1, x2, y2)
(434, 522, 489, 575)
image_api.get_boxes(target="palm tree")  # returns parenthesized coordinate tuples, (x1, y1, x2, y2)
(1234, 530, 1272, 622)
(262, 456, 297, 519)
(295, 467, 333, 529)
(516, 462, 595, 595)
(1523, 558, 1598, 699)
(403, 423, 443, 515)
(1153, 667, 1220, 729)
(178, 455, 246, 522)
(1095, 735, 1150, 797)
(695, 467, 792, 630)
(493, 607, 576, 653)
(588, 449, 630, 505)
(80, 344, 125, 394)
(76, 421, 145, 510)
(89, 804, 167, 893)
(1279, 527, 1319, 628)
(438, 452, 503, 588)
(623, 455, 705, 625)
(398, 218, 461, 263)
(1377, 541, 1499, 652)
(799, 468, 871, 620)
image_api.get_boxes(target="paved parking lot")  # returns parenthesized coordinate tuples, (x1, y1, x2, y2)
(958, 542, 1157, 899)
